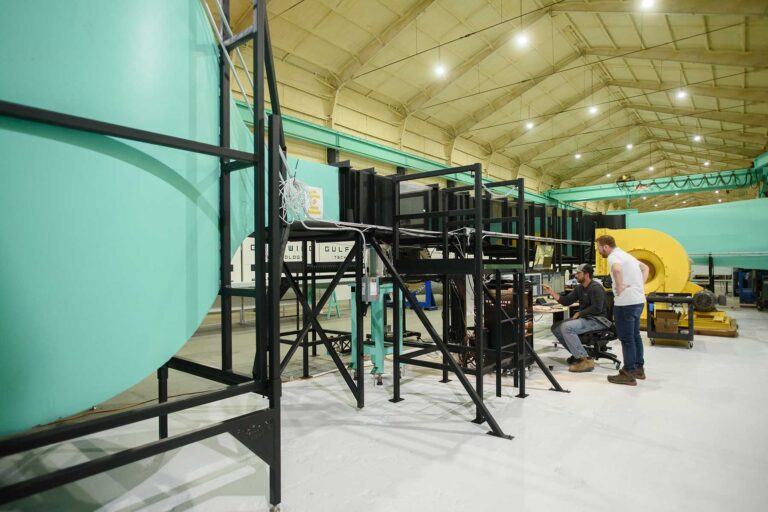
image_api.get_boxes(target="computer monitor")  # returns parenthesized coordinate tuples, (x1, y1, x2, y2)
(533, 244, 554, 270)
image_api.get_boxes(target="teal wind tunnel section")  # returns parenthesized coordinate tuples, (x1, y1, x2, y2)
(0, 1, 335, 436)
(624, 198, 768, 270)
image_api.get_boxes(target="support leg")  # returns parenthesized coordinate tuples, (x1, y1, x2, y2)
(157, 364, 168, 439)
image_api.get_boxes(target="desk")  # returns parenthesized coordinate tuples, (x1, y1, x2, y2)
(532, 303, 579, 324)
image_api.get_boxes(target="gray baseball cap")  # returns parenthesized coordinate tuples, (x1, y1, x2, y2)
(575, 263, 593, 275)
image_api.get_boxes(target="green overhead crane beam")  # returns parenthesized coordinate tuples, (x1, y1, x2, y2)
(235, 101, 557, 205)
(546, 163, 768, 203)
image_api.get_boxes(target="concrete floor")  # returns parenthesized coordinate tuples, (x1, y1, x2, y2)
(2, 304, 768, 511)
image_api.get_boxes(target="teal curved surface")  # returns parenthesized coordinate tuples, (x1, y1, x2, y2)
(0, 1, 258, 435)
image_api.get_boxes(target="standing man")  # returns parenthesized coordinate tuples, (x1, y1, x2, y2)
(595, 234, 650, 386)
(543, 264, 609, 373)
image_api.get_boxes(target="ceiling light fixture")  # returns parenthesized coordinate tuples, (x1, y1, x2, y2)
(642, 196, 647, 200)
(626, 143, 633, 150)
(434, 64, 446, 77)
(640, 0, 655, 10)
(704, 160, 710, 166)
(715, 190, 720, 194)
(574, 153, 582, 159)
(606, 173, 612, 177)
(718, 199, 723, 203)
(515, 32, 529, 47)
(648, 166, 654, 171)
(675, 192, 679, 196)
(683, 200, 687, 204)
(693, 135, 702, 142)
(525, 121, 534, 130)
(676, 89, 687, 99)
(589, 105, 598, 115)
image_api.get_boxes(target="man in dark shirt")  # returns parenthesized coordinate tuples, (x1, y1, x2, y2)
(542, 263, 609, 373)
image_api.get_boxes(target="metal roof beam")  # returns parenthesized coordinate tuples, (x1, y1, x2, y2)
(493, 83, 606, 152)
(587, 47, 768, 68)
(552, 1, 768, 17)
(651, 137, 758, 158)
(406, 9, 549, 114)
(628, 103, 768, 128)
(336, 0, 437, 85)
(608, 79, 768, 103)
(454, 52, 582, 135)
(642, 121, 768, 147)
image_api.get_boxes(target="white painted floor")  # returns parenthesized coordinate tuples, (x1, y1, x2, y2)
(3, 307, 768, 511)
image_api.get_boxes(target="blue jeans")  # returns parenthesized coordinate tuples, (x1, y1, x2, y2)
(551, 317, 605, 359)
(614, 303, 645, 371)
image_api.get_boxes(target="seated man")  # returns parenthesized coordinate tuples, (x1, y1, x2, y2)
(542, 264, 609, 373)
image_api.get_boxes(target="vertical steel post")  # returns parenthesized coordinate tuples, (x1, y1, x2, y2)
(391, 177, 403, 403)
(252, 0, 267, 384)
(157, 364, 168, 439)
(219, 0, 233, 372)
(302, 241, 310, 378)
(441, 190, 450, 383)
(267, 113, 282, 508)
(473, 164, 485, 423)
(354, 238, 365, 408)
(311, 240, 318, 356)
(495, 270, 502, 398)
(516, 179, 528, 398)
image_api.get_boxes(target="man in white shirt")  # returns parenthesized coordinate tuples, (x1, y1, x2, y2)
(596, 234, 650, 386)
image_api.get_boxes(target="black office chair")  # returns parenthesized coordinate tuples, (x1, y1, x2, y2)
(576, 297, 621, 369)
(578, 324, 621, 369)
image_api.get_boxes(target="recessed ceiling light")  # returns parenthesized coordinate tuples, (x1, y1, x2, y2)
(676, 89, 687, 99)
(515, 32, 529, 47)
(718, 199, 722, 203)
(589, 105, 598, 115)
(648, 166, 654, 171)
(693, 135, 702, 142)
(683, 200, 687, 204)
(654, 204, 658, 207)
(715, 190, 719, 194)
(626, 143, 633, 150)
(525, 121, 534, 130)
(674, 192, 679, 196)
(434, 64, 446, 77)
(640, 0, 655, 10)
(575, 153, 582, 159)
(606, 173, 612, 177)
(704, 160, 710, 166)
(642, 196, 647, 200)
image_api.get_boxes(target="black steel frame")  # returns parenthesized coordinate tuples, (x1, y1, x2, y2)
(0, 1, 285, 509)
(350, 165, 573, 439)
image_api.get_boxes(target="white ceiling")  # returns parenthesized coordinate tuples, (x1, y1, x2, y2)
(216, 0, 768, 210)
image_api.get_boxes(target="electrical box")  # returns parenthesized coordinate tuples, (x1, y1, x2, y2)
(361, 277, 380, 303)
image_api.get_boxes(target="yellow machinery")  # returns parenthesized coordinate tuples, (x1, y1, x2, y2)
(595, 228, 738, 337)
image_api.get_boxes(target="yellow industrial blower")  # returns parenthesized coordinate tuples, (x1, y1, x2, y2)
(595, 228, 738, 337)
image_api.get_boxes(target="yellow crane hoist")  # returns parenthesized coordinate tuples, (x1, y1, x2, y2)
(595, 228, 738, 337)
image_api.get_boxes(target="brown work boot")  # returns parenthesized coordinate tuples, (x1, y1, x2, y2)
(569, 357, 595, 373)
(607, 369, 637, 386)
(633, 368, 646, 380)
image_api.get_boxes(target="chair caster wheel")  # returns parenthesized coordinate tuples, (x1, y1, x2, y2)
(688, 342, 693, 349)
(650, 339, 656, 346)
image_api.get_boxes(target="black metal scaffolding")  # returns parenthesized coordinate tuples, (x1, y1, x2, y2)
(0, 1, 284, 509)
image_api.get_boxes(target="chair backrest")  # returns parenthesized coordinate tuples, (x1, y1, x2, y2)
(605, 292, 615, 322)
